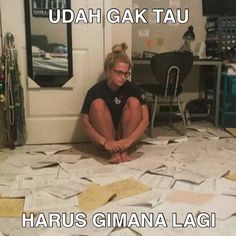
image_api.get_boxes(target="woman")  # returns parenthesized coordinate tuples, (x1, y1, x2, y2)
(81, 43, 149, 164)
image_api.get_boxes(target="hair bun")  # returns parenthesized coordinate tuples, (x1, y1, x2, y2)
(112, 42, 128, 53)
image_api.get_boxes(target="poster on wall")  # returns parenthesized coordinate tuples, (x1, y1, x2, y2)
(32, 0, 66, 17)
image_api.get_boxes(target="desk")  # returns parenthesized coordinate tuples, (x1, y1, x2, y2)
(132, 59, 222, 126)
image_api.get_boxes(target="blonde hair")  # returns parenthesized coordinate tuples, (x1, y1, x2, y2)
(104, 42, 133, 73)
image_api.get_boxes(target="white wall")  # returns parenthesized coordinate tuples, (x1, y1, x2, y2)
(132, 0, 206, 54)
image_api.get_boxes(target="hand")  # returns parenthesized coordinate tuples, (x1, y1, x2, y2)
(116, 138, 132, 151)
(104, 140, 121, 153)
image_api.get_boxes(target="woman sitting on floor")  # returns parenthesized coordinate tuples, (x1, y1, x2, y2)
(81, 42, 149, 164)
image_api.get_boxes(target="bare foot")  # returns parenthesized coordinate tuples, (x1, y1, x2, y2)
(120, 151, 132, 162)
(109, 152, 122, 164)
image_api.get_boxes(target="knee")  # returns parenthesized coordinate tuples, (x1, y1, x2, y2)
(90, 98, 106, 112)
(126, 97, 141, 110)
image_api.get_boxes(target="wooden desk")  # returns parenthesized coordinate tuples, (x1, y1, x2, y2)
(132, 59, 222, 126)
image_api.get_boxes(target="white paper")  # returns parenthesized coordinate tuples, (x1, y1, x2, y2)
(39, 154, 82, 164)
(0, 175, 16, 186)
(60, 158, 102, 173)
(200, 195, 236, 220)
(16, 172, 66, 190)
(118, 189, 162, 208)
(174, 169, 206, 184)
(120, 157, 164, 172)
(24, 191, 78, 212)
(139, 173, 175, 189)
(46, 180, 88, 199)
(29, 144, 71, 155)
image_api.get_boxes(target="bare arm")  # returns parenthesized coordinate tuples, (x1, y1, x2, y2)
(81, 114, 107, 146)
(81, 114, 122, 152)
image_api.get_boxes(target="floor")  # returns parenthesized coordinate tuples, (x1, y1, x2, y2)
(0, 121, 236, 236)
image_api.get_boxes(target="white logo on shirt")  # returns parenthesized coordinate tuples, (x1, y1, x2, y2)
(114, 97, 121, 104)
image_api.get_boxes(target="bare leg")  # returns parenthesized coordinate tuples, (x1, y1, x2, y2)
(89, 99, 122, 162)
(118, 97, 142, 161)
(119, 97, 142, 138)
(89, 98, 116, 140)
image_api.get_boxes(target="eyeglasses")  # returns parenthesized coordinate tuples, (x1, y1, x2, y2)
(113, 69, 131, 77)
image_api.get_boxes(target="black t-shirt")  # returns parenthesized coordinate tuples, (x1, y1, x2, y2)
(81, 80, 146, 128)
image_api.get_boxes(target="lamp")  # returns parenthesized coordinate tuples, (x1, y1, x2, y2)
(179, 25, 195, 52)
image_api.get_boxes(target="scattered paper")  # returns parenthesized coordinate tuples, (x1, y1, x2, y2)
(29, 144, 71, 155)
(174, 169, 206, 184)
(46, 180, 88, 199)
(60, 158, 102, 173)
(118, 189, 162, 208)
(120, 157, 164, 172)
(199, 195, 236, 220)
(166, 190, 215, 206)
(24, 191, 78, 212)
(16, 173, 65, 190)
(139, 173, 175, 189)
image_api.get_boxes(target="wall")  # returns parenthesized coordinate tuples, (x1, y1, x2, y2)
(110, 0, 132, 56)
(132, 0, 206, 55)
(132, 0, 207, 105)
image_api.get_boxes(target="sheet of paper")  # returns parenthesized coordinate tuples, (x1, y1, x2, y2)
(75, 165, 119, 178)
(3, 153, 47, 168)
(87, 165, 119, 177)
(150, 165, 177, 177)
(120, 157, 164, 172)
(141, 137, 169, 145)
(173, 178, 217, 193)
(78, 184, 115, 212)
(166, 190, 215, 205)
(174, 169, 206, 184)
(117, 189, 162, 208)
(215, 177, 236, 196)
(16, 173, 65, 190)
(139, 173, 175, 189)
(106, 178, 151, 201)
(40, 154, 81, 164)
(0, 185, 31, 198)
(22, 166, 59, 176)
(24, 191, 78, 212)
(110, 228, 137, 236)
(40, 230, 72, 236)
(46, 180, 88, 199)
(0, 175, 16, 186)
(60, 158, 102, 173)
(29, 144, 72, 155)
(199, 195, 236, 220)
(0, 198, 24, 217)
(183, 161, 229, 179)
(141, 136, 188, 145)
(87, 175, 122, 185)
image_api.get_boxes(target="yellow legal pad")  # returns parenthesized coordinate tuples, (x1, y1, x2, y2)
(0, 198, 24, 218)
(106, 178, 151, 201)
(78, 184, 115, 212)
(78, 178, 150, 212)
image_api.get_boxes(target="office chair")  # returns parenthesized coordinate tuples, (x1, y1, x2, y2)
(140, 51, 193, 137)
